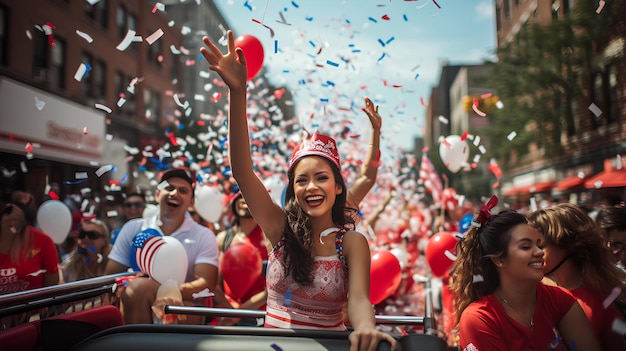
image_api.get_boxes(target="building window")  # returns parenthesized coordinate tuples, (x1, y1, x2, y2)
(591, 71, 605, 128)
(50, 37, 66, 89)
(144, 88, 161, 125)
(80, 52, 94, 98)
(563, 0, 574, 14)
(552, 1, 560, 20)
(0, 5, 7, 65)
(117, 4, 127, 40)
(33, 29, 49, 81)
(503, 0, 510, 20)
(94, 59, 106, 98)
(607, 63, 618, 124)
(84, 0, 108, 28)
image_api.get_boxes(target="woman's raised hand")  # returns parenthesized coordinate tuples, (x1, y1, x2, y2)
(200, 30, 247, 91)
(362, 97, 381, 131)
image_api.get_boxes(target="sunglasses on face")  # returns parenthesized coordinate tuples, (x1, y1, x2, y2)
(124, 202, 146, 209)
(78, 230, 105, 240)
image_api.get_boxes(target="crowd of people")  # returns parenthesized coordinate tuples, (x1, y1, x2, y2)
(1, 32, 625, 351)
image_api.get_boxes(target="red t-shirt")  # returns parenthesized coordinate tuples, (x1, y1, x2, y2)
(570, 285, 623, 341)
(459, 283, 575, 351)
(0, 227, 59, 294)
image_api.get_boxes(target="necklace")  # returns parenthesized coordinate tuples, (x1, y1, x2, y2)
(496, 293, 535, 331)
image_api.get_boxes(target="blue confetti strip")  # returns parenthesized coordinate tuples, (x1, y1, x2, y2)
(368, 17, 377, 23)
(377, 38, 385, 47)
(82, 63, 92, 79)
(63, 179, 87, 185)
(403, 14, 408, 21)
(326, 60, 339, 67)
(243, 0, 252, 11)
(326, 81, 335, 86)
(308, 40, 316, 47)
(274, 40, 278, 53)
(377, 53, 386, 62)
(305, 16, 313, 21)
(270, 344, 284, 351)
(291, 1, 299, 8)
(320, 98, 329, 102)
(414, 73, 420, 80)
(386, 36, 395, 45)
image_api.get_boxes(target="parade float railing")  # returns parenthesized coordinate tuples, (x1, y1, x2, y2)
(0, 272, 133, 350)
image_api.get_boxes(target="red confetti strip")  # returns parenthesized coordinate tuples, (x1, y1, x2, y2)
(25, 143, 33, 153)
(46, 22, 56, 47)
(420, 97, 426, 107)
(480, 92, 492, 99)
(252, 18, 275, 37)
(460, 130, 468, 141)
(168, 133, 178, 146)
(48, 190, 60, 200)
(381, 14, 390, 20)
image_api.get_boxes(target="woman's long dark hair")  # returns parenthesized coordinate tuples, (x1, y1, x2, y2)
(451, 209, 528, 324)
(281, 156, 348, 286)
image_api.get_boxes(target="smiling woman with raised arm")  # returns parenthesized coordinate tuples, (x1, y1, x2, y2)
(451, 196, 601, 351)
(200, 30, 397, 351)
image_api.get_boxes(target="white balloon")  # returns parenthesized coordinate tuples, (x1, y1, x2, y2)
(36, 200, 72, 244)
(390, 247, 409, 269)
(194, 185, 223, 223)
(262, 174, 286, 206)
(151, 236, 189, 285)
(439, 135, 470, 173)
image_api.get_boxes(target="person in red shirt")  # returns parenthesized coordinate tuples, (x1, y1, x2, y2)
(451, 196, 600, 351)
(528, 203, 626, 351)
(213, 191, 270, 326)
(0, 202, 59, 294)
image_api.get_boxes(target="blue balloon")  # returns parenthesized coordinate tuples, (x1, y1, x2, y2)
(129, 228, 162, 271)
(459, 213, 474, 234)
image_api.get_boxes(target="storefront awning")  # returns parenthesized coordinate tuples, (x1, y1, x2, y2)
(584, 169, 626, 189)
(502, 180, 555, 196)
(554, 175, 587, 192)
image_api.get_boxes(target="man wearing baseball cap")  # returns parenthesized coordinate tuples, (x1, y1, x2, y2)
(105, 167, 219, 325)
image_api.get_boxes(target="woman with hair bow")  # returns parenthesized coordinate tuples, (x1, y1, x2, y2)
(451, 196, 600, 351)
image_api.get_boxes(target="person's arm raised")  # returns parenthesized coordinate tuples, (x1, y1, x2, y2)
(200, 31, 285, 246)
(347, 97, 381, 209)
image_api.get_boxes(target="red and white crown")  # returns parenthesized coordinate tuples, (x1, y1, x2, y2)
(289, 132, 341, 171)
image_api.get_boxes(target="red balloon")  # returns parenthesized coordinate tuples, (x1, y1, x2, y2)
(425, 231, 459, 277)
(369, 250, 402, 305)
(234, 34, 264, 81)
(221, 243, 262, 299)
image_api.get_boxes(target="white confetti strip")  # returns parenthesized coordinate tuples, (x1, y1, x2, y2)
(444, 250, 457, 261)
(588, 103, 602, 117)
(507, 131, 517, 141)
(95, 103, 112, 113)
(438, 115, 448, 124)
(157, 180, 169, 190)
(170, 45, 181, 55)
(191, 288, 214, 299)
(146, 28, 164, 45)
(75, 172, 88, 179)
(34, 96, 45, 110)
(612, 318, 626, 335)
(602, 287, 621, 309)
(75, 30, 93, 43)
(472, 274, 484, 283)
(117, 97, 126, 107)
(105, 134, 113, 141)
(107, 210, 119, 217)
(74, 63, 90, 81)
(116, 29, 136, 51)
(86, 0, 101, 5)
(95, 164, 114, 177)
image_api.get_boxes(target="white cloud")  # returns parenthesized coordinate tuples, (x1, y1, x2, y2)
(475, 2, 495, 21)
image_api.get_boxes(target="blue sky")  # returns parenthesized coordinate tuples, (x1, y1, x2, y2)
(212, 0, 496, 150)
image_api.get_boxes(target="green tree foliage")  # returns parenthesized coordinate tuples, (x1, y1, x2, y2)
(482, 0, 623, 169)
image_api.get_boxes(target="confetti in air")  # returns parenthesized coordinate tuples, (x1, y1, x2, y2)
(588, 103, 602, 117)
(602, 287, 621, 309)
(506, 131, 517, 141)
(34, 96, 46, 111)
(116, 29, 136, 51)
(95, 104, 112, 113)
(596, 0, 605, 14)
(75, 30, 93, 43)
(472, 274, 484, 283)
(145, 29, 164, 45)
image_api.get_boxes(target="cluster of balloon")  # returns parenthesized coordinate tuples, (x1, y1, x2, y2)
(130, 229, 188, 285)
(234, 34, 264, 81)
(425, 231, 460, 277)
(194, 184, 223, 223)
(439, 135, 470, 173)
(369, 250, 402, 305)
(36, 200, 72, 244)
(221, 242, 263, 300)
(441, 188, 459, 212)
